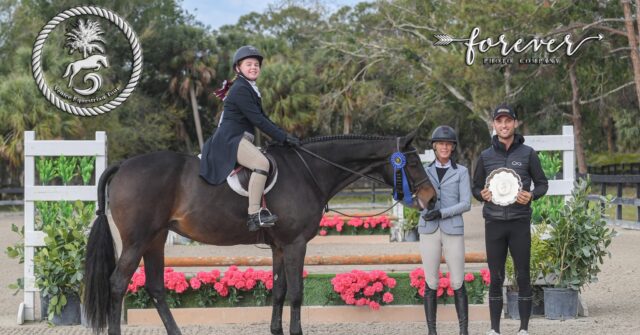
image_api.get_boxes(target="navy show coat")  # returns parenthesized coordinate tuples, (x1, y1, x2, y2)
(200, 76, 287, 185)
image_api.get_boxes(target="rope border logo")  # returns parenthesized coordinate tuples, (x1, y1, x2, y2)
(31, 6, 143, 116)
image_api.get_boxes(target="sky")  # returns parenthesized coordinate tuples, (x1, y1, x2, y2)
(181, 0, 363, 30)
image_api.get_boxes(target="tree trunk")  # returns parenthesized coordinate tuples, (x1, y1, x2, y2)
(569, 61, 588, 174)
(189, 82, 204, 150)
(621, 0, 640, 109)
(605, 116, 615, 152)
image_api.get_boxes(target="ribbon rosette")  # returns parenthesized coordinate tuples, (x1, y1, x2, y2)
(389, 152, 412, 205)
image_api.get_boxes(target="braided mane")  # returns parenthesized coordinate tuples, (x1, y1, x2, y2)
(301, 134, 395, 144)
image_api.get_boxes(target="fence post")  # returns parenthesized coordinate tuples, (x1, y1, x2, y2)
(562, 126, 575, 203)
(617, 183, 623, 220)
(20, 131, 106, 323)
(22, 132, 36, 322)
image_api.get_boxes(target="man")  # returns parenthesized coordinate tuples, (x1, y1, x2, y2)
(472, 104, 548, 335)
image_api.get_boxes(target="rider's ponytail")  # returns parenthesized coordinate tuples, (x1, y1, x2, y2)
(214, 75, 237, 100)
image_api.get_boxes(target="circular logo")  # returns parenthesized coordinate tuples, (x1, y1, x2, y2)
(31, 6, 143, 116)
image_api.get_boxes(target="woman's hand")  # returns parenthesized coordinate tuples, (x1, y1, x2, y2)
(284, 134, 301, 147)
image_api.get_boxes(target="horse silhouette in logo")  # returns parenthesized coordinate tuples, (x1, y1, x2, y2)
(63, 54, 109, 94)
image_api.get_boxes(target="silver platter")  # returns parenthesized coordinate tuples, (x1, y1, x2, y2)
(485, 167, 523, 206)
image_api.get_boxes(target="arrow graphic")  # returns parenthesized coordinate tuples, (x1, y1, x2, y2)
(433, 34, 469, 46)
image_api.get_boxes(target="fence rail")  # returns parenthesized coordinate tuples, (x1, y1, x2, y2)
(0, 187, 23, 206)
(587, 163, 640, 175)
(587, 174, 640, 223)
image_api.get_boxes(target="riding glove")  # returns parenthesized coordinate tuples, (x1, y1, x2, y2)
(422, 209, 441, 221)
(284, 134, 301, 147)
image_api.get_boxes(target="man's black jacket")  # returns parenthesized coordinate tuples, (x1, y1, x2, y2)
(472, 134, 548, 221)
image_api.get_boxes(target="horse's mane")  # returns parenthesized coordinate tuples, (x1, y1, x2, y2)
(301, 134, 395, 144)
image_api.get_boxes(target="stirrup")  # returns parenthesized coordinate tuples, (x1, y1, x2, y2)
(247, 208, 278, 232)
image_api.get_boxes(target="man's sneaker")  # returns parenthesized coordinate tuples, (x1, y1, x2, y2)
(485, 330, 501, 335)
(246, 209, 278, 232)
(517, 330, 529, 335)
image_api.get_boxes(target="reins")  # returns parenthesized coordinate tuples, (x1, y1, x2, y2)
(291, 144, 420, 217)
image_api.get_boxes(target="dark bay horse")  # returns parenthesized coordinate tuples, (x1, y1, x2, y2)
(83, 132, 435, 335)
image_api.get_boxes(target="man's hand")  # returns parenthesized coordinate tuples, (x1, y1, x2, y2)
(516, 190, 532, 205)
(480, 188, 492, 202)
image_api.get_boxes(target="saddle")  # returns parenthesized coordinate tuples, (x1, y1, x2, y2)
(226, 152, 278, 197)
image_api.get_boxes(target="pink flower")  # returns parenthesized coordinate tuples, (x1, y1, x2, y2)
(382, 292, 394, 303)
(385, 278, 396, 289)
(363, 286, 376, 297)
(437, 288, 444, 297)
(438, 277, 450, 289)
(356, 298, 367, 306)
(303, 269, 309, 278)
(189, 277, 202, 290)
(480, 268, 491, 285)
(464, 273, 475, 282)
(369, 301, 380, 310)
(319, 229, 327, 236)
(447, 287, 454, 296)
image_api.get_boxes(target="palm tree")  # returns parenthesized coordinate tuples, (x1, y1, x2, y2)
(168, 50, 215, 151)
(65, 19, 105, 58)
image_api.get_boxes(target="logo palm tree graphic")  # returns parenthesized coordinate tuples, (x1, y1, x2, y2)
(62, 19, 109, 96)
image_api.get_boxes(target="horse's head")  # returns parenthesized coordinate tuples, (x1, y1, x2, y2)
(373, 130, 435, 210)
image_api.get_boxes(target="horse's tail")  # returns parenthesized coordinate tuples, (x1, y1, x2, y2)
(62, 63, 72, 78)
(83, 163, 120, 332)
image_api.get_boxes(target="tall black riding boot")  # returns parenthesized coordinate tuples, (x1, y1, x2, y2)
(453, 285, 469, 335)
(423, 286, 438, 335)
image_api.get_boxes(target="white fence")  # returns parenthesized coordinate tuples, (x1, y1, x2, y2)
(19, 131, 106, 323)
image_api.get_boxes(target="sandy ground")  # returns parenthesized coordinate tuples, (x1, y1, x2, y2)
(0, 206, 639, 334)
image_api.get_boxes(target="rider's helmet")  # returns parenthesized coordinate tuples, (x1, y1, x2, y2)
(232, 45, 263, 69)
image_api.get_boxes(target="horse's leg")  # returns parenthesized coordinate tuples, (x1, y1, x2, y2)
(270, 246, 287, 335)
(143, 231, 182, 335)
(108, 244, 145, 335)
(283, 241, 307, 335)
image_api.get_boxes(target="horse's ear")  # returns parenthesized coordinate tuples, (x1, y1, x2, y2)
(402, 129, 417, 147)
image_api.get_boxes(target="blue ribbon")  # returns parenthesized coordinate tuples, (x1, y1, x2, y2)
(390, 152, 412, 205)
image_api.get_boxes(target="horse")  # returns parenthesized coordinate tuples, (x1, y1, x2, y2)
(62, 54, 109, 87)
(83, 131, 436, 335)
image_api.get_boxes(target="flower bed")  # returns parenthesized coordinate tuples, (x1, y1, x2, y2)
(318, 215, 392, 236)
(125, 266, 490, 310)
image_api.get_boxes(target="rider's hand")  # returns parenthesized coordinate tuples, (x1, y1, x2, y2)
(284, 134, 301, 147)
(480, 188, 492, 202)
(422, 209, 441, 221)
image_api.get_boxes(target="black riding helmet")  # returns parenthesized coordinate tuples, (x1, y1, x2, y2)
(431, 125, 458, 153)
(232, 45, 263, 69)
(431, 125, 457, 144)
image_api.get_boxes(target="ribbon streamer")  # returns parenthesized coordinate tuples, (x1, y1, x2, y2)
(389, 152, 412, 205)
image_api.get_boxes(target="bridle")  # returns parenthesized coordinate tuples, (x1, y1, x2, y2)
(291, 138, 430, 216)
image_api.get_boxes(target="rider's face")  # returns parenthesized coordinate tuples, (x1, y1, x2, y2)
(237, 58, 261, 81)
(433, 141, 454, 162)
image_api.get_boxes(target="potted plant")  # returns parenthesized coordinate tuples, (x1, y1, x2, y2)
(400, 206, 420, 242)
(542, 178, 615, 320)
(34, 200, 94, 324)
(504, 223, 552, 319)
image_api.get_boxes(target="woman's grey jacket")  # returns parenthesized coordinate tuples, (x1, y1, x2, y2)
(418, 162, 472, 235)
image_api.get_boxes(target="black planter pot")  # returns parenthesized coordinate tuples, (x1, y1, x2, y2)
(543, 287, 578, 320)
(40, 292, 82, 325)
(403, 229, 419, 242)
(505, 288, 545, 319)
